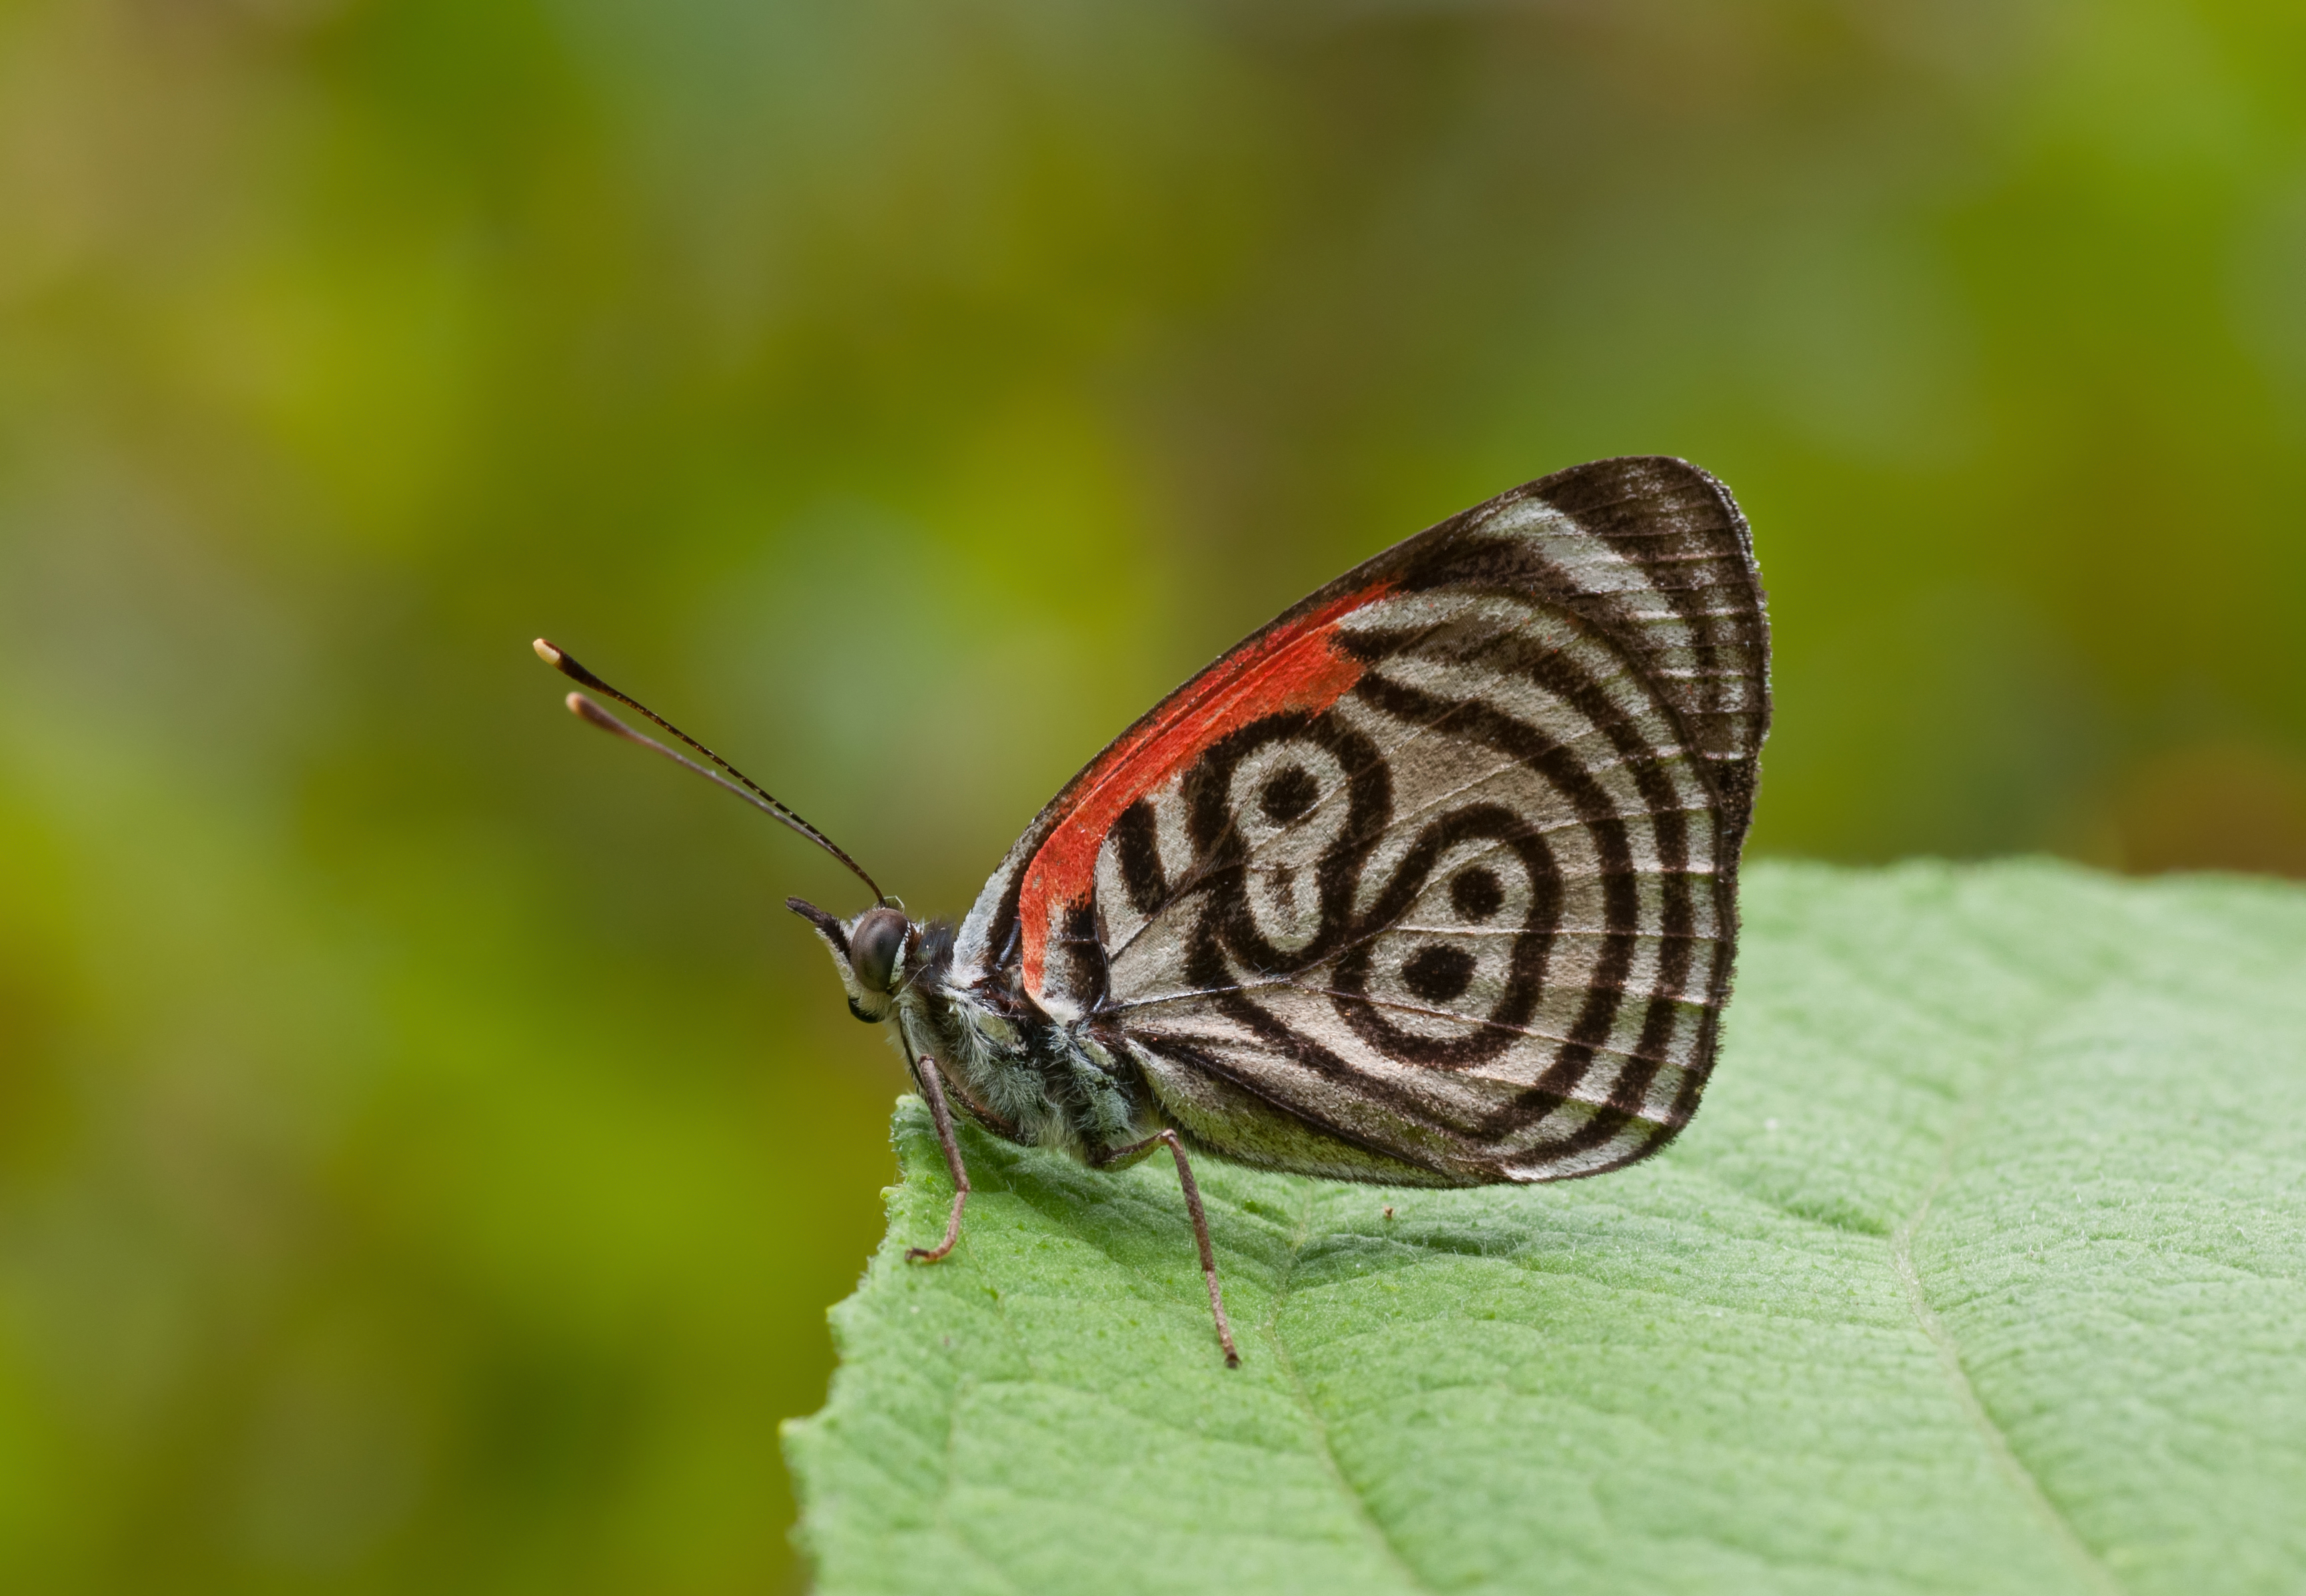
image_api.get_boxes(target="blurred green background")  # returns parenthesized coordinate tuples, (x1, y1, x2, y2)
(3, 0, 2303, 1590)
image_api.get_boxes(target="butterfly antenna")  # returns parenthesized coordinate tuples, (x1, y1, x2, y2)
(534, 638, 887, 905)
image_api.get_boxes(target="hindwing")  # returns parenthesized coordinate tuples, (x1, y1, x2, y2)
(955, 456, 1770, 1185)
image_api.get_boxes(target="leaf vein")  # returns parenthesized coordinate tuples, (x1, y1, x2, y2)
(1892, 1024, 2126, 1596)
(1264, 1187, 1435, 1595)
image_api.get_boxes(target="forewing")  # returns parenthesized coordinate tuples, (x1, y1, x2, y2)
(956, 456, 1769, 1184)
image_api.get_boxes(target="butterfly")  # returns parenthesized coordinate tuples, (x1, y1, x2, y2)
(537, 454, 1770, 1368)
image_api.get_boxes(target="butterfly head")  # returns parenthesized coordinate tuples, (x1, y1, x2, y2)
(788, 896, 913, 1024)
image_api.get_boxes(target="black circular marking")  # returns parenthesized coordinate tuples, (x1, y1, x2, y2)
(1260, 764, 1319, 825)
(1450, 867, 1503, 922)
(1402, 943, 1476, 1004)
(1189, 710, 1390, 975)
(1323, 801, 1558, 1067)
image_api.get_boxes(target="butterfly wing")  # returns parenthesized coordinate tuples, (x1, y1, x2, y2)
(955, 456, 1770, 1185)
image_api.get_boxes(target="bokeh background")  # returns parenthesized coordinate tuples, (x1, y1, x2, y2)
(3, 0, 2303, 1589)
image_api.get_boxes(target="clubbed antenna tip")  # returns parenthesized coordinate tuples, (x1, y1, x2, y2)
(534, 637, 886, 905)
(564, 690, 616, 729)
(535, 637, 613, 694)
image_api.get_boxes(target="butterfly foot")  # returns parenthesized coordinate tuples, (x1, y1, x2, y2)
(901, 1056, 972, 1263)
(907, 1186, 967, 1264)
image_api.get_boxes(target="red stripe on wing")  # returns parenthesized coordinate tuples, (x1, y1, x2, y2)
(1018, 583, 1390, 998)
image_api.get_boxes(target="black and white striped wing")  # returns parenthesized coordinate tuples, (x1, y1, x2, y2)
(1083, 458, 1770, 1186)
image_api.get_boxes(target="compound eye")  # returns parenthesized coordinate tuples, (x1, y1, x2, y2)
(848, 907, 908, 994)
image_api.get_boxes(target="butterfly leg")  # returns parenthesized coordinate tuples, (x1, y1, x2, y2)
(906, 1056, 971, 1264)
(1101, 1130, 1241, 1369)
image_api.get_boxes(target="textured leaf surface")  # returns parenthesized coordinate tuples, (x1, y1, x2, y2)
(784, 861, 2306, 1595)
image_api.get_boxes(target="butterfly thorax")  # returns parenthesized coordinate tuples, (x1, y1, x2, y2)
(791, 897, 1162, 1165)
(902, 964, 1159, 1164)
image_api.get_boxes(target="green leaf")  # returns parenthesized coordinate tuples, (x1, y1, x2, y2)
(784, 861, 2306, 1595)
